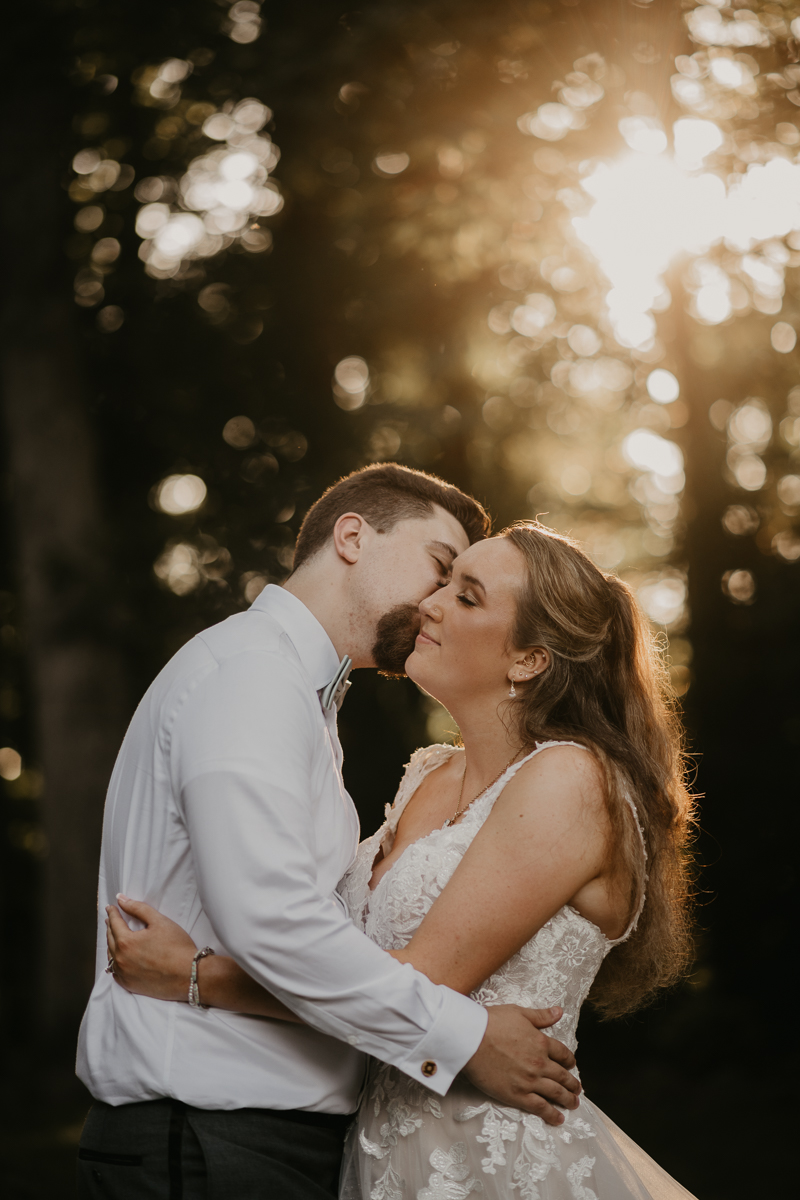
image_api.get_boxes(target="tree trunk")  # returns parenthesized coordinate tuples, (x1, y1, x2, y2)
(3, 324, 130, 1042)
(1, 14, 131, 1048)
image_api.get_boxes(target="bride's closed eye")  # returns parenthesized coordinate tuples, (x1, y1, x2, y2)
(457, 594, 477, 608)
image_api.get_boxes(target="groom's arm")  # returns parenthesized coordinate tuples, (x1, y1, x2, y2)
(173, 646, 486, 1097)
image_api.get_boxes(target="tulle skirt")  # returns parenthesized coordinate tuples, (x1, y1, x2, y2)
(340, 1063, 697, 1199)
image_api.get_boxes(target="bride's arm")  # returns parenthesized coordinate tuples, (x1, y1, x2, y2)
(390, 745, 614, 994)
(105, 898, 303, 1022)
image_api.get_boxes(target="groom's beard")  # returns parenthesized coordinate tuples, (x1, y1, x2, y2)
(372, 603, 421, 677)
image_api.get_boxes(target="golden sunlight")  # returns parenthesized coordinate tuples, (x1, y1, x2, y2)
(575, 120, 800, 352)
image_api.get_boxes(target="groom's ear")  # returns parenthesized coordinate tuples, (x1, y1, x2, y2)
(332, 512, 368, 564)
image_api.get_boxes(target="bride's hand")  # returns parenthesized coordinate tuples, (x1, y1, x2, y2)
(106, 896, 196, 1002)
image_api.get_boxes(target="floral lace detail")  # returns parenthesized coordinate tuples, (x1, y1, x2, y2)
(355, 1057, 601, 1200)
(339, 742, 655, 1200)
(457, 1100, 596, 1176)
(358, 1064, 462, 1200)
(566, 1157, 598, 1200)
(418, 1144, 481, 1200)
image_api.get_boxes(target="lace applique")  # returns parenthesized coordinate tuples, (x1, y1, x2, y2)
(456, 1101, 597, 1190)
(358, 1063, 599, 1200)
(456, 1101, 520, 1174)
(357, 1064, 446, 1199)
(509, 1120, 563, 1200)
(418, 1144, 482, 1200)
(566, 1156, 599, 1200)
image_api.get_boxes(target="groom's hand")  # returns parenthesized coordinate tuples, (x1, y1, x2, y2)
(462, 1004, 580, 1124)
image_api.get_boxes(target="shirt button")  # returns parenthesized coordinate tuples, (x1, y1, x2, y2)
(421, 1060, 437, 1078)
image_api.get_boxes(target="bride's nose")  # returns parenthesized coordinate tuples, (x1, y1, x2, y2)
(419, 592, 443, 620)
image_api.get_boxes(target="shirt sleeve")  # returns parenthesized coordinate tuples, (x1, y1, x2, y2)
(172, 646, 487, 1095)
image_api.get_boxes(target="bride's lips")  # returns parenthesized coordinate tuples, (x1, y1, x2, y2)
(416, 628, 439, 646)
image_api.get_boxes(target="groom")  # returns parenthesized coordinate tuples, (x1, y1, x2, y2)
(76, 463, 579, 1199)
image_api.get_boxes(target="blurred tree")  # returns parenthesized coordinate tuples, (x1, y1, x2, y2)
(1, 7, 133, 1042)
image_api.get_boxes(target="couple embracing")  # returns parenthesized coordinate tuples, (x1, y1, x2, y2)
(77, 463, 697, 1199)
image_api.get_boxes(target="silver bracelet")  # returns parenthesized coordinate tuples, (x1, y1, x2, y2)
(188, 946, 215, 1009)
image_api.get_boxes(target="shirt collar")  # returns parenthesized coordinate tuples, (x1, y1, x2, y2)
(251, 584, 341, 692)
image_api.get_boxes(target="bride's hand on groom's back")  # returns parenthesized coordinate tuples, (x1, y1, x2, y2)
(463, 1004, 580, 1125)
(106, 896, 196, 1002)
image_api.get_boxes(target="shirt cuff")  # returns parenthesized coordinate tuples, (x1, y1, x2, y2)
(394, 988, 488, 1096)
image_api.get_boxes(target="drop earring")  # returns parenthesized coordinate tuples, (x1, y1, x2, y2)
(508, 680, 516, 698)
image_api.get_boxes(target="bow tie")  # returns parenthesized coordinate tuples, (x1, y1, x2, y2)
(320, 655, 352, 712)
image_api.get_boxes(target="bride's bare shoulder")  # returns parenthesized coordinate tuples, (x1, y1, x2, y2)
(502, 742, 606, 818)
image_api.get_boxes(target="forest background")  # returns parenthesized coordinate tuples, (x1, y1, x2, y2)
(2, 1, 799, 1196)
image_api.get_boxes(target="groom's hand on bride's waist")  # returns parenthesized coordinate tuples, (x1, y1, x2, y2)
(462, 1004, 580, 1124)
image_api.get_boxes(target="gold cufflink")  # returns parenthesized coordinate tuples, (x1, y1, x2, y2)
(421, 1060, 437, 1078)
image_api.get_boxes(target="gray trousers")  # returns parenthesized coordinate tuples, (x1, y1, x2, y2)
(77, 1099, 352, 1199)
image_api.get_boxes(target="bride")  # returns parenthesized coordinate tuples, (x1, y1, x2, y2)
(106, 521, 698, 1199)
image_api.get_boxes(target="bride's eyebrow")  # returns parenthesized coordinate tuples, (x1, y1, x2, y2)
(459, 571, 486, 595)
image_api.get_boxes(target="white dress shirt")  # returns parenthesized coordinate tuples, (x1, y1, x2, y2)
(77, 586, 487, 1112)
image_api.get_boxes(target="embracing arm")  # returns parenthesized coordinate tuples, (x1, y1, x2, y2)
(108, 746, 607, 1014)
(107, 743, 604, 1123)
(105, 897, 303, 1021)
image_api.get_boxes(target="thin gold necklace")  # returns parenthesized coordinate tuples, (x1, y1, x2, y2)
(444, 750, 523, 828)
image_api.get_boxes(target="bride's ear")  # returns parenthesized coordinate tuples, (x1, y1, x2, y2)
(507, 647, 550, 686)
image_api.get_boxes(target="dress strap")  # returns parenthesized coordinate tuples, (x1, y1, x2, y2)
(382, 744, 460, 842)
(606, 790, 648, 945)
(505, 738, 591, 780)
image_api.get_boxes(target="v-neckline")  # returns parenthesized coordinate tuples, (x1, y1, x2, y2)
(366, 817, 450, 896)
(366, 745, 463, 894)
(366, 742, 539, 897)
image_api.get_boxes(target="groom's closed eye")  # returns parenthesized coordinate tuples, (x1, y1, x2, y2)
(427, 541, 458, 584)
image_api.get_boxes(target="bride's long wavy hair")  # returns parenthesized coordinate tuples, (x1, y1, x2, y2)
(502, 521, 697, 1018)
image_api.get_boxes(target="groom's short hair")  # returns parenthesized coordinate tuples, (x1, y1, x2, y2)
(293, 463, 490, 571)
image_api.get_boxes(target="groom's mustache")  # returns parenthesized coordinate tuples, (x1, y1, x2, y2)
(373, 603, 421, 677)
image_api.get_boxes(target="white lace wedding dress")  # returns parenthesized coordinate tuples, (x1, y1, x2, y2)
(338, 742, 698, 1200)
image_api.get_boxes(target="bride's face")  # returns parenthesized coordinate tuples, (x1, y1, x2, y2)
(406, 537, 526, 709)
